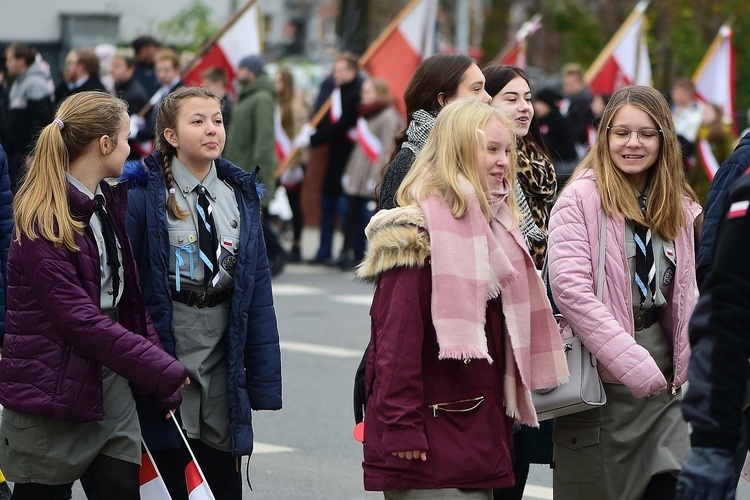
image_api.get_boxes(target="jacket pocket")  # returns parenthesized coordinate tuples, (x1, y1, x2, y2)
(1, 409, 48, 458)
(553, 418, 603, 484)
(424, 392, 511, 484)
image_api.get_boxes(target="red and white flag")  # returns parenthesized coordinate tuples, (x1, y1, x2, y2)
(493, 14, 542, 69)
(585, 0, 651, 95)
(361, 0, 438, 117)
(185, 460, 216, 500)
(330, 88, 358, 142)
(355, 117, 383, 162)
(274, 104, 291, 162)
(182, 0, 262, 93)
(693, 24, 735, 179)
(139, 442, 172, 500)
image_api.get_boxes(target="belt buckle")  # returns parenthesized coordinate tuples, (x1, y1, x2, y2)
(634, 313, 646, 331)
(195, 293, 210, 308)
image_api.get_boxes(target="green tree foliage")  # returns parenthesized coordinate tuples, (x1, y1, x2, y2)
(157, 1, 218, 53)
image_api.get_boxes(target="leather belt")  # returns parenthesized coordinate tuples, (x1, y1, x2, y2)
(634, 309, 659, 331)
(170, 287, 232, 308)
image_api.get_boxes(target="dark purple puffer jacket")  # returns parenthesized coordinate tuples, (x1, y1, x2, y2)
(0, 180, 187, 422)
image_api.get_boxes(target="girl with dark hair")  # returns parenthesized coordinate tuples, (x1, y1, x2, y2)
(482, 64, 558, 500)
(378, 53, 492, 210)
(482, 65, 556, 268)
(0, 91, 188, 499)
(122, 86, 282, 499)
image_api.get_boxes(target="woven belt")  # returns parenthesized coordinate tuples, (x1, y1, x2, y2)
(634, 309, 659, 331)
(170, 287, 232, 308)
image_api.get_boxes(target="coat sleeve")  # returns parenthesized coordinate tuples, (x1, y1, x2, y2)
(548, 187, 666, 398)
(249, 95, 277, 183)
(370, 266, 430, 454)
(696, 151, 748, 289)
(0, 148, 13, 344)
(682, 178, 750, 451)
(243, 223, 282, 411)
(18, 237, 187, 400)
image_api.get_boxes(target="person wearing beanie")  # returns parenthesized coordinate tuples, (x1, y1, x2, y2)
(223, 54, 288, 275)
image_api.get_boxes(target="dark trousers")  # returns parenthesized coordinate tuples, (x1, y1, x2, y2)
(151, 438, 242, 500)
(341, 195, 373, 262)
(315, 193, 347, 260)
(286, 183, 304, 245)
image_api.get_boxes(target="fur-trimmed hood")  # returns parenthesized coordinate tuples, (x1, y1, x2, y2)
(356, 205, 431, 283)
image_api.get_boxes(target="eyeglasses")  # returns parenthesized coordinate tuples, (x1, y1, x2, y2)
(607, 126, 662, 146)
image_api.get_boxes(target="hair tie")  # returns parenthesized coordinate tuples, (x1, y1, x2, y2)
(168, 188, 176, 195)
(53, 118, 64, 130)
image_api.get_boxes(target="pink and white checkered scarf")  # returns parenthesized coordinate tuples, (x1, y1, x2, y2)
(419, 176, 568, 425)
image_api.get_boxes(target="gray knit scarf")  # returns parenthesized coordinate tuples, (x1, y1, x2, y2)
(402, 109, 437, 155)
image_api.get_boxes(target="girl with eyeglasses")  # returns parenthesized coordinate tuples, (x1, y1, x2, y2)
(547, 85, 702, 499)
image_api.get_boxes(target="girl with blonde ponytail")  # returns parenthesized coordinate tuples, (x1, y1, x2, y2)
(122, 86, 281, 499)
(0, 90, 188, 499)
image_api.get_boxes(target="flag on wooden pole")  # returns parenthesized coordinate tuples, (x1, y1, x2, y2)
(585, 0, 651, 95)
(274, 0, 438, 178)
(493, 14, 542, 69)
(361, 0, 438, 117)
(182, 0, 262, 93)
(168, 411, 216, 500)
(692, 24, 735, 180)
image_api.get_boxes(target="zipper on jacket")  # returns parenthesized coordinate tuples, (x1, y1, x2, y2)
(428, 396, 484, 418)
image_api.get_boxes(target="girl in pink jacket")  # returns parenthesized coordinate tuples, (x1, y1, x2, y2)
(547, 85, 702, 499)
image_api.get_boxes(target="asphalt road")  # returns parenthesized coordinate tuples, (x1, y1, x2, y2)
(13, 226, 750, 498)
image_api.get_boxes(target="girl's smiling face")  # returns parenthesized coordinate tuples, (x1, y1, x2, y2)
(490, 76, 533, 138)
(608, 104, 661, 192)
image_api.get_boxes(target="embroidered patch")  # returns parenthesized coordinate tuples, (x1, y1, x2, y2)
(662, 266, 675, 287)
(221, 254, 237, 270)
(728, 200, 750, 219)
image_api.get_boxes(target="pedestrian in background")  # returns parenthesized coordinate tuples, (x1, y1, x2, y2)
(0, 91, 188, 499)
(358, 98, 567, 499)
(338, 77, 401, 270)
(131, 35, 161, 98)
(274, 67, 310, 263)
(123, 86, 282, 499)
(548, 85, 701, 499)
(378, 53, 491, 211)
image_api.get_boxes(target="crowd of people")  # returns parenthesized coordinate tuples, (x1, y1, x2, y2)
(0, 34, 750, 500)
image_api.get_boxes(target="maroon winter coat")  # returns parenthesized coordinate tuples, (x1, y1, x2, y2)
(0, 180, 186, 422)
(361, 255, 514, 491)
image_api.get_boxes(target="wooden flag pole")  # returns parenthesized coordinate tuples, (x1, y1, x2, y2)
(274, 0, 425, 179)
(584, 0, 650, 85)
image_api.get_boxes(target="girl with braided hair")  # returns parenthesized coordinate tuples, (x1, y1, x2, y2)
(122, 86, 282, 499)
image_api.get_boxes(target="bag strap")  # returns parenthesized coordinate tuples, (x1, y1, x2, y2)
(595, 209, 607, 301)
(542, 206, 607, 301)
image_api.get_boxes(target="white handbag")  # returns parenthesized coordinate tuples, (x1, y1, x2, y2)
(533, 210, 608, 421)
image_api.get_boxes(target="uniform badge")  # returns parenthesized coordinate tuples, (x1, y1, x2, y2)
(662, 266, 675, 287)
(728, 200, 749, 219)
(221, 254, 237, 270)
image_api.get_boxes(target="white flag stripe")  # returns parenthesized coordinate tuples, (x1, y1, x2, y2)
(218, 4, 261, 67)
(400, 0, 438, 55)
(693, 24, 734, 131)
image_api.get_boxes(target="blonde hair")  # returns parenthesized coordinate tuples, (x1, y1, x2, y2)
(396, 98, 517, 221)
(14, 91, 128, 251)
(154, 86, 223, 220)
(573, 85, 697, 240)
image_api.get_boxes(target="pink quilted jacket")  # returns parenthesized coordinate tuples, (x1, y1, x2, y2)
(548, 172, 702, 397)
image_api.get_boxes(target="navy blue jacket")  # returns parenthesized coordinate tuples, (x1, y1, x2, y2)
(0, 146, 13, 344)
(122, 152, 282, 457)
(683, 171, 750, 452)
(696, 132, 750, 289)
